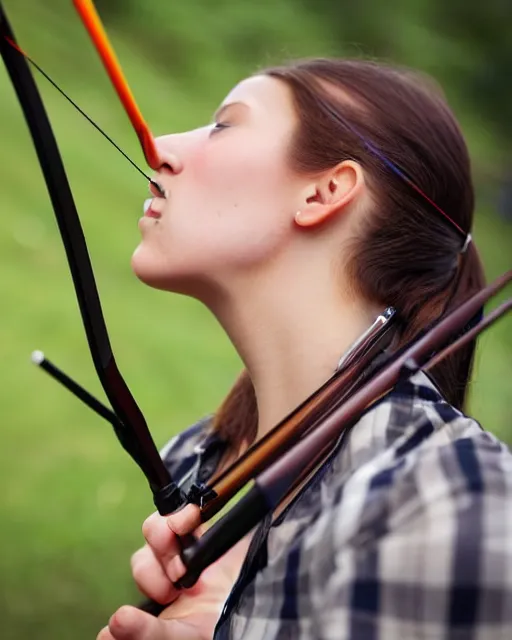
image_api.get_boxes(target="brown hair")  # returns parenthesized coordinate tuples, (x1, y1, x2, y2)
(212, 58, 485, 447)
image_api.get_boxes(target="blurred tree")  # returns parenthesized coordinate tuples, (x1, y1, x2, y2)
(298, 0, 511, 153)
(432, 0, 512, 149)
(92, 0, 129, 19)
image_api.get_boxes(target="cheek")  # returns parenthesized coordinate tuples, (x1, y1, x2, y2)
(194, 132, 291, 197)
(174, 142, 295, 263)
(132, 135, 297, 285)
(186, 140, 294, 237)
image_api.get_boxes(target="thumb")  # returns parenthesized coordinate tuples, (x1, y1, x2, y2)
(107, 605, 203, 640)
(107, 606, 168, 640)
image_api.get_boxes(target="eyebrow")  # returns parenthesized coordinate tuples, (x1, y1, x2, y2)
(211, 101, 247, 122)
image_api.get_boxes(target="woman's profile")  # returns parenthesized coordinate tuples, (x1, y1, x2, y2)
(98, 58, 512, 640)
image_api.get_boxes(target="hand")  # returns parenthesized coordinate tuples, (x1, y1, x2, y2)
(97, 605, 217, 640)
(134, 504, 204, 606)
(98, 504, 248, 640)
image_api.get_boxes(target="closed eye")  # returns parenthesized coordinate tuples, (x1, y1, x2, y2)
(210, 121, 230, 135)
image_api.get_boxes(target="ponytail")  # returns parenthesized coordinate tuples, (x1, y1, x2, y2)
(211, 369, 258, 449)
(428, 242, 486, 409)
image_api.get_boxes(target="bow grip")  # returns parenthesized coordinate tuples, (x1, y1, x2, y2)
(175, 485, 269, 589)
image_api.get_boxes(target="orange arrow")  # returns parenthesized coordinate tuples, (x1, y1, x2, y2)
(73, 0, 160, 170)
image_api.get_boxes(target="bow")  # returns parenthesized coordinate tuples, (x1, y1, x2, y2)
(2, 1, 510, 593)
(0, 1, 184, 515)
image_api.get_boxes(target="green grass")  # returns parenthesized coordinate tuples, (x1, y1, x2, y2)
(0, 2, 510, 638)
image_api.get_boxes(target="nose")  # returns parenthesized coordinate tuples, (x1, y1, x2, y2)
(150, 144, 182, 197)
(158, 150, 183, 175)
(155, 136, 184, 175)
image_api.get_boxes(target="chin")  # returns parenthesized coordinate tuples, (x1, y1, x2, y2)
(130, 246, 169, 291)
(130, 246, 210, 299)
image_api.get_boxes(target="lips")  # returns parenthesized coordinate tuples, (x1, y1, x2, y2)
(143, 198, 162, 219)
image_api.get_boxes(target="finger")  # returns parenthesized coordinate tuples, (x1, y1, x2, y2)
(131, 546, 178, 605)
(166, 553, 189, 586)
(97, 626, 115, 640)
(142, 504, 202, 589)
(166, 504, 202, 537)
(142, 512, 181, 561)
(108, 606, 169, 640)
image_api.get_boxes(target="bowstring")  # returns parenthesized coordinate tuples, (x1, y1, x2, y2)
(4, 36, 156, 187)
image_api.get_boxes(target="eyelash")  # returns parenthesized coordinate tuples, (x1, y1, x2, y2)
(211, 121, 230, 134)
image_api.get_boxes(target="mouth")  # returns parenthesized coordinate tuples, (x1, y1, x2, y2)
(143, 198, 162, 219)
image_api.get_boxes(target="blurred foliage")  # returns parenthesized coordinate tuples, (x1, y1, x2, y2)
(300, 0, 512, 148)
(0, 1, 510, 639)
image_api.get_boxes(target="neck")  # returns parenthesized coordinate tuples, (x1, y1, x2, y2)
(204, 263, 381, 441)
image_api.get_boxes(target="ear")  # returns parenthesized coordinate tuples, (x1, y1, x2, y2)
(294, 160, 365, 228)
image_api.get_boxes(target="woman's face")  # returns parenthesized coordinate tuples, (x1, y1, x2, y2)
(131, 75, 304, 297)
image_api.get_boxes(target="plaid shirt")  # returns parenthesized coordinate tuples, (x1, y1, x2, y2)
(161, 371, 512, 639)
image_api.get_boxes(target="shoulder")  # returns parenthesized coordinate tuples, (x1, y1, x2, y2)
(332, 379, 512, 549)
(159, 415, 215, 484)
(378, 381, 512, 524)
(291, 368, 512, 572)
(357, 430, 512, 545)
(222, 375, 512, 638)
(311, 390, 512, 636)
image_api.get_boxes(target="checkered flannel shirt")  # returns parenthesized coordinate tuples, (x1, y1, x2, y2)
(160, 371, 512, 639)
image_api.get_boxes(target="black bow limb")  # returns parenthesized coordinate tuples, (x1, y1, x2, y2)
(0, 2, 185, 515)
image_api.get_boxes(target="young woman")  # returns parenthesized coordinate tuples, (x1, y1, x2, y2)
(98, 59, 512, 640)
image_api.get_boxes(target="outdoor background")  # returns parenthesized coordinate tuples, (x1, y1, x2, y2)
(0, 0, 510, 638)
